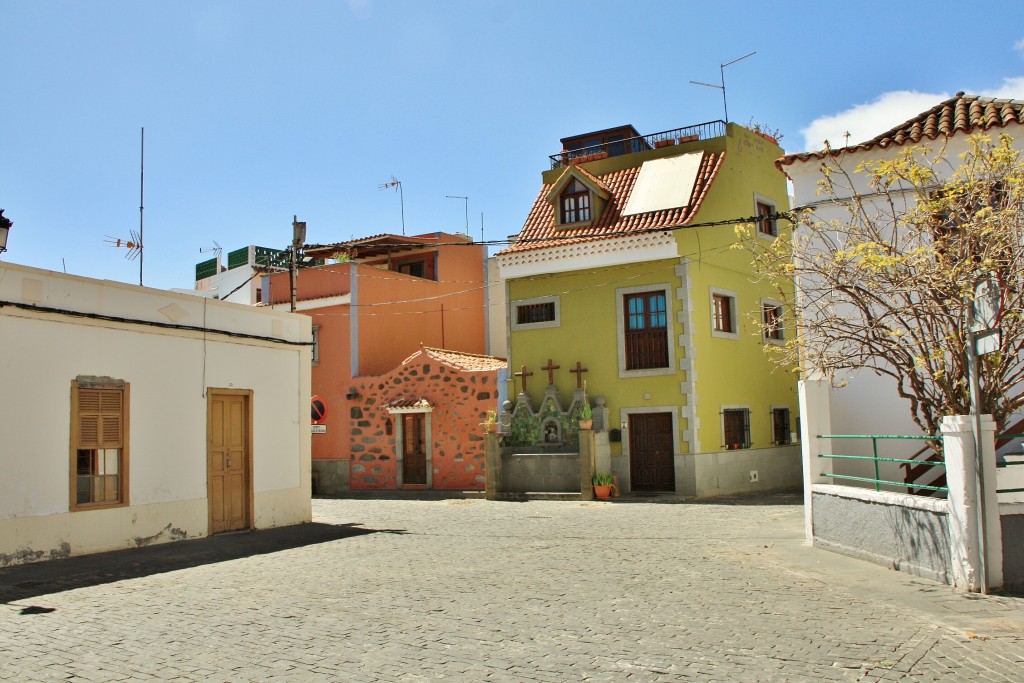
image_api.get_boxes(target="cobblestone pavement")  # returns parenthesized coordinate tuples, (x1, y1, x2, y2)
(2, 495, 1023, 681)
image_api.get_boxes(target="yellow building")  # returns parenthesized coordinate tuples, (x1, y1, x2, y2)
(495, 121, 801, 497)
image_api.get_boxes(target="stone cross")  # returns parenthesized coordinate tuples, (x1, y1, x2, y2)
(514, 365, 534, 393)
(569, 361, 588, 388)
(540, 359, 560, 386)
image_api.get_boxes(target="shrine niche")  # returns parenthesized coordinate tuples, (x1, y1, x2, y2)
(500, 359, 604, 449)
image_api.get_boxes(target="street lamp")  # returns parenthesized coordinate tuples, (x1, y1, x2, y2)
(0, 209, 12, 256)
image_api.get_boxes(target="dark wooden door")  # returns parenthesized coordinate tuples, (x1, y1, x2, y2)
(402, 413, 427, 485)
(629, 412, 675, 491)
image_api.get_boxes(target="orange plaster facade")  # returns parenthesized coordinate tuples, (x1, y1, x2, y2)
(263, 233, 496, 493)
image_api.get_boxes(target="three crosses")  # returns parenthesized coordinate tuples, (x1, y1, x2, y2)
(514, 359, 587, 393)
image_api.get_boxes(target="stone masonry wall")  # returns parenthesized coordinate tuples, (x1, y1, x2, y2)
(348, 361, 497, 490)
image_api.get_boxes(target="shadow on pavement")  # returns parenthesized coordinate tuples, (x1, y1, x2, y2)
(1, 522, 396, 604)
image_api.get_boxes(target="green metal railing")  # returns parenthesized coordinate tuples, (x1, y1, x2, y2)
(996, 432, 1024, 494)
(817, 434, 946, 493)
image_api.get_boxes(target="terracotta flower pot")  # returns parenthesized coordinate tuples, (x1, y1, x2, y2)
(594, 484, 612, 499)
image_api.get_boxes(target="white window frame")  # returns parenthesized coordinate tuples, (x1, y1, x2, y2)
(760, 298, 785, 345)
(709, 287, 739, 340)
(511, 295, 560, 331)
(754, 194, 778, 239)
(616, 284, 676, 379)
(388, 405, 434, 488)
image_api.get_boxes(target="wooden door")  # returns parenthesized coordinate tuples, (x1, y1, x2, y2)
(629, 412, 675, 492)
(402, 413, 427, 485)
(208, 391, 251, 533)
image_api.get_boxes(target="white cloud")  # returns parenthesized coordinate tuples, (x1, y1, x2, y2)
(1015, 38, 1024, 53)
(799, 91, 949, 152)
(980, 75, 1024, 99)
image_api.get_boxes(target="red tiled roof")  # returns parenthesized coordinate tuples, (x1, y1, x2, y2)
(498, 152, 725, 255)
(385, 397, 433, 410)
(779, 93, 1024, 167)
(401, 346, 507, 372)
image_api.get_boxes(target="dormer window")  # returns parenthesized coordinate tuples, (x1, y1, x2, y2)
(561, 178, 591, 224)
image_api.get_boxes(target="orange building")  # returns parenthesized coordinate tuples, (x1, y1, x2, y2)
(264, 232, 502, 493)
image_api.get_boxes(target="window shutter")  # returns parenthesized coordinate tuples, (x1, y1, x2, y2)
(78, 388, 123, 449)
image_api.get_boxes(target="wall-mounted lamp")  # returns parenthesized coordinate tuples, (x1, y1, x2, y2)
(0, 209, 12, 256)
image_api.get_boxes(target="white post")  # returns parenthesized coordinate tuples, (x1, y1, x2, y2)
(977, 416, 1003, 591)
(941, 414, 1001, 591)
(798, 379, 833, 545)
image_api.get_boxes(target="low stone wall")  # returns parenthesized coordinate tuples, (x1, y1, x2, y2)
(1001, 504, 1024, 593)
(501, 452, 579, 493)
(811, 485, 953, 585)
(312, 459, 349, 495)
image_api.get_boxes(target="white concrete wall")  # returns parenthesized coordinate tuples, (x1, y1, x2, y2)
(0, 262, 311, 565)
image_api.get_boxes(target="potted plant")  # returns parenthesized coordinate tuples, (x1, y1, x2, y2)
(593, 472, 614, 499)
(480, 409, 498, 434)
(578, 381, 593, 430)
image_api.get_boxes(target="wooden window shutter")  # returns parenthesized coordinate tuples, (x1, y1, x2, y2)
(78, 388, 123, 449)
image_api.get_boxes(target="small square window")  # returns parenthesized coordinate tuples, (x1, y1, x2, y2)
(512, 297, 560, 330)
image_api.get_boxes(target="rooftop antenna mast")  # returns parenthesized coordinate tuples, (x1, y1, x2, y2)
(378, 176, 405, 235)
(104, 127, 145, 284)
(446, 195, 468, 233)
(689, 51, 756, 123)
(200, 240, 223, 262)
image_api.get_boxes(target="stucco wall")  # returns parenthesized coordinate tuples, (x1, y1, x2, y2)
(501, 452, 579, 493)
(0, 263, 311, 566)
(811, 486, 952, 584)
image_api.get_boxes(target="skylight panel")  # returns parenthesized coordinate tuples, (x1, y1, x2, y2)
(621, 153, 702, 216)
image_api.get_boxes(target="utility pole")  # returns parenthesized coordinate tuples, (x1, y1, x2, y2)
(290, 216, 306, 313)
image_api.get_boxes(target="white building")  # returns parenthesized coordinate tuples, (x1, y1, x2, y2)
(779, 94, 1024, 591)
(0, 262, 312, 567)
(781, 93, 1024, 445)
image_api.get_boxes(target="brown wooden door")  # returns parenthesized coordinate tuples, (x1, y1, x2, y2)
(402, 413, 427, 485)
(629, 412, 675, 492)
(208, 391, 251, 533)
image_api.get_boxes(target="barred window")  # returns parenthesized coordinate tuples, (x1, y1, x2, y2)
(516, 302, 556, 325)
(722, 408, 750, 449)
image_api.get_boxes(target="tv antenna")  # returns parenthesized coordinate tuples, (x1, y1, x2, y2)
(446, 195, 469, 233)
(689, 51, 756, 123)
(378, 175, 405, 235)
(104, 230, 143, 261)
(104, 127, 145, 284)
(200, 240, 223, 261)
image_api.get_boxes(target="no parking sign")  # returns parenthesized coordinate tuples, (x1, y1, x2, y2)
(311, 395, 327, 424)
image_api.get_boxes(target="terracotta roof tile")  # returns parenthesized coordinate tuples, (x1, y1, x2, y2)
(779, 93, 1024, 167)
(401, 346, 507, 372)
(385, 397, 433, 410)
(498, 152, 725, 255)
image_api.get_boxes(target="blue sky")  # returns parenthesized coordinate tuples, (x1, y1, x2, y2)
(3, 1, 1024, 290)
